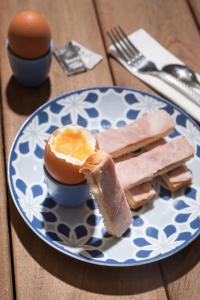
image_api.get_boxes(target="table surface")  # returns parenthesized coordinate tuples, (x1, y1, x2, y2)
(1, 0, 200, 299)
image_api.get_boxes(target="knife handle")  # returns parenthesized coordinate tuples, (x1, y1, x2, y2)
(152, 71, 200, 107)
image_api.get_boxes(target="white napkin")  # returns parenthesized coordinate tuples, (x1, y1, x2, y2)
(109, 29, 200, 122)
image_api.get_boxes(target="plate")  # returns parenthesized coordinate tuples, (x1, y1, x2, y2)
(8, 87, 200, 267)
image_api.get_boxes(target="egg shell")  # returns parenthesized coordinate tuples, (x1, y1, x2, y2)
(44, 143, 86, 185)
(8, 10, 51, 59)
(44, 125, 98, 185)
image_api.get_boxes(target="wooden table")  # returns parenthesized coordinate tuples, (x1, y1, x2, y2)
(0, 1, 200, 299)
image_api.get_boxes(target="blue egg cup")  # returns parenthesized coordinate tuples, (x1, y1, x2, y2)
(7, 40, 53, 87)
(43, 166, 91, 208)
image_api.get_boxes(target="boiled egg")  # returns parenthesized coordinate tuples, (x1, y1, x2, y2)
(8, 10, 51, 59)
(44, 125, 97, 184)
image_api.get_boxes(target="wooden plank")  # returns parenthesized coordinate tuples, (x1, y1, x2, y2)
(95, 0, 200, 300)
(0, 0, 166, 300)
(0, 88, 13, 300)
(161, 237, 200, 300)
(189, 0, 200, 27)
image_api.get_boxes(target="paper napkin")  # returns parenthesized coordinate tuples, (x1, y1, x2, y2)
(109, 29, 200, 122)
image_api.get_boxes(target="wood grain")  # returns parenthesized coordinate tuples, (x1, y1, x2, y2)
(0, 0, 167, 300)
(189, 0, 200, 27)
(0, 88, 13, 300)
(95, 0, 200, 299)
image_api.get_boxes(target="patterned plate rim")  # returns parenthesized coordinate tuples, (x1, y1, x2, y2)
(8, 86, 200, 267)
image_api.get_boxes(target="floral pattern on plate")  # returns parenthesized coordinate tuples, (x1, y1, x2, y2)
(8, 87, 200, 266)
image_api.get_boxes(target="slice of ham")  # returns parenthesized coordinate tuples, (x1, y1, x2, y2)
(126, 183, 156, 209)
(80, 151, 132, 238)
(162, 166, 192, 192)
(115, 137, 194, 190)
(115, 153, 156, 208)
(146, 139, 192, 192)
(96, 111, 175, 158)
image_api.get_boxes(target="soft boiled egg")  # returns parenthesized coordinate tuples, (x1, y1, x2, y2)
(44, 124, 97, 184)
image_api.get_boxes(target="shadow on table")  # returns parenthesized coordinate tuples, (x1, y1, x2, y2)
(6, 76, 51, 115)
(9, 197, 200, 295)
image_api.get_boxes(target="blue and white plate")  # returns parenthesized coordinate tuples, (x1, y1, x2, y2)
(8, 87, 200, 266)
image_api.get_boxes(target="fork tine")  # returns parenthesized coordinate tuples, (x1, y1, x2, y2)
(117, 26, 139, 54)
(111, 28, 132, 60)
(107, 31, 129, 62)
(114, 26, 137, 57)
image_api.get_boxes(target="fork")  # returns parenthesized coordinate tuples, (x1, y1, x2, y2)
(107, 26, 200, 107)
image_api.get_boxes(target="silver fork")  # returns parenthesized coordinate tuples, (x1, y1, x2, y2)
(107, 26, 200, 106)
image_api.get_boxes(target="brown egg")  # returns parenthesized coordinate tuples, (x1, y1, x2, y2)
(44, 125, 97, 185)
(8, 10, 51, 59)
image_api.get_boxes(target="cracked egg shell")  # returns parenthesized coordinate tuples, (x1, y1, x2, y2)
(44, 124, 97, 185)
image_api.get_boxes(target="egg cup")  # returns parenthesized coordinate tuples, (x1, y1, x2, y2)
(7, 40, 53, 87)
(43, 166, 91, 208)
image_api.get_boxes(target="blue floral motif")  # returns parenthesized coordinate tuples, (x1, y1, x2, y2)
(127, 109, 139, 120)
(56, 223, 104, 258)
(101, 119, 112, 129)
(58, 92, 98, 125)
(131, 93, 166, 115)
(159, 185, 171, 200)
(177, 120, 200, 150)
(134, 226, 183, 259)
(61, 114, 71, 126)
(101, 228, 112, 238)
(18, 116, 49, 153)
(197, 145, 200, 158)
(174, 187, 200, 229)
(49, 102, 63, 113)
(58, 224, 70, 238)
(125, 93, 138, 105)
(116, 120, 126, 127)
(34, 145, 44, 159)
(84, 92, 98, 103)
(42, 197, 56, 209)
(8, 87, 200, 266)
(169, 128, 181, 138)
(37, 111, 48, 124)
(19, 141, 29, 154)
(86, 199, 98, 210)
(16, 181, 47, 225)
(87, 214, 102, 226)
(85, 108, 99, 118)
(122, 228, 131, 238)
(132, 216, 144, 227)
(163, 105, 174, 115)
(42, 212, 57, 222)
(176, 113, 187, 127)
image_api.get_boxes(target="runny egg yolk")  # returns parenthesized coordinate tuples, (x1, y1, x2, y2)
(52, 128, 94, 161)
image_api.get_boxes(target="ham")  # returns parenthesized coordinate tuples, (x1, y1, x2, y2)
(115, 137, 194, 190)
(162, 166, 192, 192)
(80, 151, 132, 238)
(146, 139, 192, 192)
(126, 183, 156, 209)
(96, 111, 175, 158)
(115, 153, 156, 208)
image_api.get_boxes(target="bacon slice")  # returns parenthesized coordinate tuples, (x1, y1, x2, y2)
(146, 139, 192, 192)
(115, 137, 194, 190)
(80, 151, 132, 238)
(126, 183, 156, 209)
(162, 166, 192, 192)
(96, 111, 175, 158)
